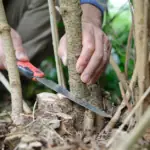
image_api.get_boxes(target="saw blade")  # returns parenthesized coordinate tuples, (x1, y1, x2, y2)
(36, 77, 111, 118)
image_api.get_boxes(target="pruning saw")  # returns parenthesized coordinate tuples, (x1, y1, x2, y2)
(17, 61, 111, 118)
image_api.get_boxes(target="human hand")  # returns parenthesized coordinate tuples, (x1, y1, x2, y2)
(0, 28, 28, 69)
(58, 4, 111, 85)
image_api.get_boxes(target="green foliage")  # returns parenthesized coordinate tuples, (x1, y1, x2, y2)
(100, 1, 133, 103)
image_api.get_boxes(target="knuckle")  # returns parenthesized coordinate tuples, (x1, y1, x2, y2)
(87, 42, 94, 51)
(83, 37, 92, 44)
(82, 57, 89, 65)
(78, 56, 89, 66)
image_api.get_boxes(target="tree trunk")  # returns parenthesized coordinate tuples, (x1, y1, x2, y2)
(0, 0, 23, 124)
(59, 0, 104, 131)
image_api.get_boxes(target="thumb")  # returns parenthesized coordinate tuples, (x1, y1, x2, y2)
(58, 35, 67, 66)
(11, 28, 29, 61)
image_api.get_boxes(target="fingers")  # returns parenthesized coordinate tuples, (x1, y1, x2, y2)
(76, 25, 95, 73)
(11, 28, 28, 61)
(0, 58, 5, 69)
(58, 35, 67, 66)
(0, 29, 29, 70)
(0, 37, 6, 69)
(80, 29, 104, 83)
(80, 27, 111, 84)
(88, 37, 111, 84)
(58, 23, 111, 85)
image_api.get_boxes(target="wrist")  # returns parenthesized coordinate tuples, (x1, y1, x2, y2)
(81, 4, 102, 27)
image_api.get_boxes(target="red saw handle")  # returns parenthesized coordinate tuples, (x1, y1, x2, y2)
(17, 61, 45, 80)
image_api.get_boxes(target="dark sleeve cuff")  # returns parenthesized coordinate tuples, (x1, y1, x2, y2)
(80, 0, 105, 15)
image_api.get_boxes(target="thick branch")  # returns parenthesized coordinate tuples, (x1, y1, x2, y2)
(0, 0, 23, 124)
(0, 72, 31, 114)
(59, 0, 103, 130)
(133, 0, 149, 116)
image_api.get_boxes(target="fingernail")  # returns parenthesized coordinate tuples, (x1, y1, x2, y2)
(81, 74, 90, 83)
(3, 62, 7, 69)
(17, 52, 28, 61)
(62, 56, 67, 66)
(19, 53, 25, 58)
(76, 65, 84, 73)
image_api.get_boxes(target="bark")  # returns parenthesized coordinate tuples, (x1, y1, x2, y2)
(0, 0, 23, 124)
(59, 0, 103, 131)
(133, 0, 150, 118)
(147, 0, 150, 108)
(0, 72, 31, 114)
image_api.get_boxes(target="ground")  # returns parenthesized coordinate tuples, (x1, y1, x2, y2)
(0, 92, 149, 150)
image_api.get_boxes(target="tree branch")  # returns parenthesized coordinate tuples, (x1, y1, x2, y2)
(133, 0, 149, 117)
(59, 0, 103, 131)
(0, 0, 23, 124)
(0, 72, 31, 114)
(47, 0, 66, 87)
(107, 85, 150, 147)
(97, 66, 137, 136)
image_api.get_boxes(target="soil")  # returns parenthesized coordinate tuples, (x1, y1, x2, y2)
(0, 92, 149, 150)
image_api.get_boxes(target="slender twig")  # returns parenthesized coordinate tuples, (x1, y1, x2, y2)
(107, 85, 150, 147)
(0, 72, 10, 90)
(106, 3, 128, 25)
(124, 23, 133, 78)
(48, 0, 66, 87)
(0, 72, 31, 114)
(110, 56, 131, 93)
(119, 82, 132, 111)
(98, 67, 137, 135)
(116, 107, 150, 150)
(32, 100, 38, 121)
(128, 0, 134, 24)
